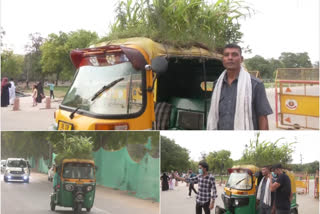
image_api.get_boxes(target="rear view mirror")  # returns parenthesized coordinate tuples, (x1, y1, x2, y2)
(95, 166, 98, 171)
(150, 56, 168, 75)
(145, 56, 168, 92)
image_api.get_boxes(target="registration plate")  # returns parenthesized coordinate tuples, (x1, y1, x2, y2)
(58, 121, 73, 130)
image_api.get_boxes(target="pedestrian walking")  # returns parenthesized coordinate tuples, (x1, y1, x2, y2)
(9, 78, 16, 105)
(161, 173, 169, 191)
(47, 81, 55, 99)
(187, 169, 198, 198)
(36, 81, 45, 103)
(32, 84, 38, 106)
(1, 77, 11, 107)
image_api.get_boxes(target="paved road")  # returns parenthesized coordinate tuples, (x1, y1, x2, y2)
(1, 86, 319, 130)
(1, 172, 159, 214)
(161, 181, 319, 214)
(1, 95, 61, 131)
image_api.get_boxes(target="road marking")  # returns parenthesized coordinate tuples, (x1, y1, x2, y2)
(92, 206, 113, 214)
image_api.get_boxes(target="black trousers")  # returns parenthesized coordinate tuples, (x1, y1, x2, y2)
(50, 90, 54, 99)
(196, 201, 210, 214)
(189, 183, 198, 196)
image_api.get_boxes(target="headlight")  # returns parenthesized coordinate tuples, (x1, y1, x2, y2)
(76, 194, 84, 200)
(65, 184, 75, 192)
(86, 185, 93, 192)
(6, 169, 10, 173)
(234, 199, 239, 206)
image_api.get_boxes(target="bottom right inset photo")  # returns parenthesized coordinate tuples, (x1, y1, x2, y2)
(160, 131, 319, 214)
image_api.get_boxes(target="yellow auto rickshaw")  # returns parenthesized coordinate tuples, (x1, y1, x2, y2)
(54, 37, 224, 130)
(215, 165, 298, 214)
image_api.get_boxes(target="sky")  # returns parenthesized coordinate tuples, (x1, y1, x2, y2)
(1, 0, 319, 63)
(161, 131, 320, 164)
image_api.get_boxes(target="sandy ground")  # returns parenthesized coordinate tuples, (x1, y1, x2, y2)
(161, 181, 319, 214)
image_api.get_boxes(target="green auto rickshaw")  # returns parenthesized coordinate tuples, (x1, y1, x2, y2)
(215, 165, 298, 214)
(50, 159, 96, 213)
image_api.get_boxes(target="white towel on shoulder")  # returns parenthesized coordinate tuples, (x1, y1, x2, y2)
(207, 66, 253, 130)
(257, 177, 272, 206)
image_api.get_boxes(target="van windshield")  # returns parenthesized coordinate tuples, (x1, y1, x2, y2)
(62, 162, 94, 179)
(7, 160, 27, 168)
(61, 62, 144, 116)
(226, 172, 252, 190)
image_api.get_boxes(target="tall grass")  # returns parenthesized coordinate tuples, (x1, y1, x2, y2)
(104, 0, 252, 51)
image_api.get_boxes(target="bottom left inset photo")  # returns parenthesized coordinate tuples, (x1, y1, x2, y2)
(1, 131, 160, 214)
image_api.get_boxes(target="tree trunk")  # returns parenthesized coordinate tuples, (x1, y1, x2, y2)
(55, 72, 60, 87)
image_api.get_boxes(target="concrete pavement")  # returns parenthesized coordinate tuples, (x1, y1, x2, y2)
(1, 95, 61, 131)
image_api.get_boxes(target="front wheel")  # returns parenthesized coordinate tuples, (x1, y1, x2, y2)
(86, 208, 91, 212)
(74, 202, 82, 214)
(290, 208, 298, 214)
(50, 200, 56, 211)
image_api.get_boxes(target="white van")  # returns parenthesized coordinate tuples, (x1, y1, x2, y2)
(3, 158, 30, 183)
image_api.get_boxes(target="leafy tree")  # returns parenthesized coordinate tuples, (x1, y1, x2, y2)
(105, 0, 252, 51)
(189, 160, 199, 173)
(1, 49, 24, 79)
(290, 161, 319, 174)
(0, 27, 5, 48)
(40, 30, 98, 85)
(239, 133, 296, 167)
(279, 52, 312, 68)
(206, 150, 233, 182)
(23, 33, 44, 87)
(161, 136, 190, 172)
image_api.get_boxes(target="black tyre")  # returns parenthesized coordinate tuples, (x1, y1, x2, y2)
(25, 178, 29, 183)
(50, 200, 56, 211)
(290, 208, 298, 214)
(74, 203, 82, 214)
(86, 208, 91, 212)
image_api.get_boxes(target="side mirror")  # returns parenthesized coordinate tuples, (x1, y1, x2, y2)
(145, 56, 168, 92)
(149, 56, 168, 75)
(95, 166, 98, 171)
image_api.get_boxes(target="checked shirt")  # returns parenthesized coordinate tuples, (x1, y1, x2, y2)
(186, 174, 217, 205)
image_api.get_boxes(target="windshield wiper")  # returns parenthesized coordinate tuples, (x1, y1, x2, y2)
(69, 107, 80, 119)
(235, 177, 247, 185)
(91, 77, 124, 102)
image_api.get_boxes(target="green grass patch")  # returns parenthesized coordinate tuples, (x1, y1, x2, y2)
(22, 86, 69, 98)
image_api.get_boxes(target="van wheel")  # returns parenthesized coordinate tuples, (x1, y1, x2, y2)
(50, 200, 56, 211)
(86, 208, 91, 212)
(25, 179, 29, 183)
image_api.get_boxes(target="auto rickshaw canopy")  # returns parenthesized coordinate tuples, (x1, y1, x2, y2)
(228, 165, 260, 175)
(94, 37, 223, 60)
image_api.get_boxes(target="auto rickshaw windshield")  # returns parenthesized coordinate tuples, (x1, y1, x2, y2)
(62, 162, 95, 179)
(61, 60, 144, 116)
(226, 172, 253, 190)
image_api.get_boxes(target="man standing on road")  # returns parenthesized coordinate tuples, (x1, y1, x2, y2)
(207, 44, 272, 130)
(187, 169, 198, 198)
(175, 161, 217, 214)
(257, 166, 272, 214)
(269, 164, 292, 214)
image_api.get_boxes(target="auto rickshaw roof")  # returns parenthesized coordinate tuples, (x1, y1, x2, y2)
(62, 159, 95, 165)
(94, 37, 223, 60)
(228, 165, 260, 175)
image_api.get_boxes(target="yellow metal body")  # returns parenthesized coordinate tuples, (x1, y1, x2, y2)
(280, 94, 319, 117)
(55, 37, 222, 130)
(275, 68, 319, 130)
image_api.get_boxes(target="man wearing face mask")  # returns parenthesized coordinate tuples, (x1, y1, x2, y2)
(269, 164, 292, 214)
(256, 166, 272, 214)
(174, 161, 217, 214)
